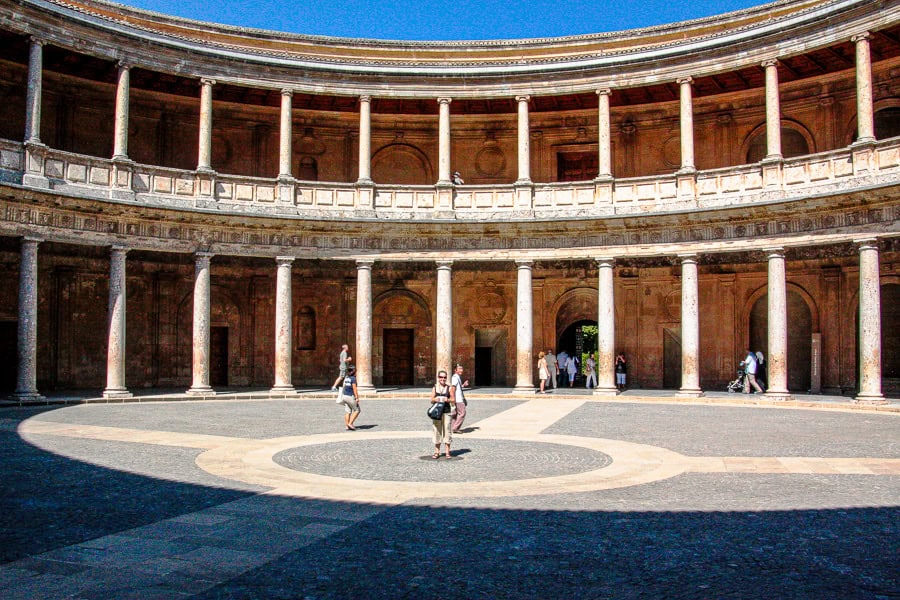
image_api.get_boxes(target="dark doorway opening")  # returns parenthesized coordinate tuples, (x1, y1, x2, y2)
(383, 328, 414, 386)
(558, 320, 598, 386)
(663, 327, 682, 389)
(475, 347, 493, 386)
(0, 321, 16, 393)
(210, 326, 229, 387)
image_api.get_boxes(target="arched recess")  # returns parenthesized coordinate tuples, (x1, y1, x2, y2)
(746, 283, 820, 392)
(175, 285, 243, 387)
(297, 157, 318, 181)
(373, 288, 432, 386)
(849, 276, 900, 398)
(551, 288, 598, 349)
(742, 120, 815, 164)
(371, 143, 434, 185)
(295, 305, 316, 350)
(845, 98, 900, 145)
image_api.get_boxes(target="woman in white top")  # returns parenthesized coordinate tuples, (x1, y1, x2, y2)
(429, 371, 455, 459)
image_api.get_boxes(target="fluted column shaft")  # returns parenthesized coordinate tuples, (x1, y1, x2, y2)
(197, 79, 215, 172)
(597, 88, 612, 178)
(278, 90, 293, 178)
(855, 239, 884, 403)
(358, 95, 372, 183)
(678, 77, 695, 172)
(272, 256, 295, 392)
(514, 260, 534, 391)
(763, 60, 782, 160)
(112, 63, 131, 160)
(765, 249, 790, 399)
(355, 260, 374, 391)
(14, 237, 42, 401)
(103, 246, 132, 398)
(516, 95, 531, 183)
(853, 33, 875, 143)
(187, 252, 214, 394)
(437, 97, 452, 183)
(595, 258, 618, 394)
(678, 255, 703, 396)
(24, 38, 43, 145)
(435, 261, 453, 375)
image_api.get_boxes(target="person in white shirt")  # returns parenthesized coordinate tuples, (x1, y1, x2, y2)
(584, 353, 597, 389)
(450, 364, 469, 433)
(741, 350, 764, 394)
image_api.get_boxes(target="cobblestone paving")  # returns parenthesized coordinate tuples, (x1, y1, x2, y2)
(1, 396, 897, 599)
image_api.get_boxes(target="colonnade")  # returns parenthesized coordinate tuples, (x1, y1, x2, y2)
(9, 238, 887, 404)
(19, 33, 879, 185)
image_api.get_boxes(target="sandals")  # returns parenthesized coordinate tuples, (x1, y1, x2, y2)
(432, 452, 440, 459)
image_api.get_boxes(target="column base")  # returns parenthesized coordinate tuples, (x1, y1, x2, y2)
(356, 384, 377, 395)
(592, 386, 619, 396)
(512, 385, 536, 395)
(102, 388, 133, 399)
(186, 385, 215, 396)
(269, 385, 296, 395)
(10, 391, 46, 404)
(853, 393, 887, 405)
(763, 391, 793, 401)
(676, 388, 705, 397)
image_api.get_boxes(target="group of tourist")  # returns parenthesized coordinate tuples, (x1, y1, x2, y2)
(537, 350, 628, 392)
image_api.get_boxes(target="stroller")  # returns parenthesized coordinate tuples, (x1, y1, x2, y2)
(726, 368, 746, 393)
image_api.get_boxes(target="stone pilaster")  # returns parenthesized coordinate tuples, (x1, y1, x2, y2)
(514, 260, 535, 393)
(435, 261, 453, 375)
(764, 248, 791, 400)
(595, 258, 618, 394)
(187, 252, 215, 395)
(437, 97, 452, 184)
(677, 254, 703, 397)
(271, 256, 296, 393)
(103, 245, 132, 399)
(854, 238, 885, 404)
(12, 237, 44, 403)
(516, 95, 531, 184)
(355, 259, 375, 393)
(762, 59, 783, 161)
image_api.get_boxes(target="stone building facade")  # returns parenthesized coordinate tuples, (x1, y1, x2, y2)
(0, 0, 897, 401)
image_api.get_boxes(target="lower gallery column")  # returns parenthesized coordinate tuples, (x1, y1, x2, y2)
(595, 258, 618, 394)
(435, 260, 453, 376)
(355, 259, 375, 392)
(271, 256, 295, 393)
(187, 252, 214, 395)
(764, 248, 791, 400)
(514, 260, 534, 392)
(855, 238, 885, 403)
(13, 237, 43, 402)
(103, 245, 132, 399)
(678, 254, 703, 396)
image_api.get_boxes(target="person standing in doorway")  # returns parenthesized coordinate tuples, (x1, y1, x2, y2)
(615, 353, 628, 391)
(337, 366, 360, 430)
(331, 344, 352, 391)
(450, 363, 469, 433)
(556, 350, 569, 386)
(585, 353, 597, 389)
(545, 349, 558, 389)
(565, 353, 578, 388)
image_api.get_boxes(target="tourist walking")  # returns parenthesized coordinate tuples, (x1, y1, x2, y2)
(565, 353, 578, 387)
(741, 349, 764, 394)
(538, 352, 549, 393)
(336, 366, 360, 430)
(331, 344, 352, 391)
(585, 353, 597, 389)
(450, 363, 469, 433)
(615, 353, 628, 391)
(429, 371, 454, 459)
(545, 349, 558, 389)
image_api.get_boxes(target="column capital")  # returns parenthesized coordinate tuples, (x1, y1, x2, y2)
(514, 259, 534, 268)
(281, 88, 294, 97)
(761, 58, 779, 69)
(21, 235, 43, 245)
(194, 251, 214, 266)
(199, 78, 216, 87)
(854, 237, 879, 250)
(437, 97, 452, 105)
(515, 95, 531, 103)
(29, 36, 45, 47)
(435, 259, 454, 269)
(356, 258, 375, 268)
(117, 60, 132, 71)
(676, 76, 694, 86)
(677, 253, 699, 263)
(110, 244, 130, 255)
(763, 247, 785, 258)
(359, 94, 372, 103)
(851, 31, 870, 43)
(595, 257, 616, 268)
(596, 87, 612, 96)
(275, 255, 296, 266)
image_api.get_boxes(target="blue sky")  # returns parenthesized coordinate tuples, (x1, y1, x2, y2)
(116, 0, 767, 41)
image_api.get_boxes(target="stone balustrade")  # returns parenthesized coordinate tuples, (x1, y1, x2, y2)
(4, 137, 898, 220)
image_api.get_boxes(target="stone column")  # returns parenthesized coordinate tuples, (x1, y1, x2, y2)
(595, 258, 618, 394)
(271, 256, 295, 393)
(197, 78, 215, 172)
(112, 63, 131, 161)
(24, 38, 43, 145)
(103, 246, 132, 398)
(677, 77, 695, 173)
(437, 97, 452, 184)
(355, 259, 375, 392)
(278, 89, 293, 179)
(677, 254, 703, 396)
(187, 252, 215, 395)
(358, 95, 373, 183)
(764, 248, 791, 400)
(596, 88, 612, 178)
(13, 237, 43, 402)
(762, 59, 782, 161)
(516, 95, 531, 183)
(514, 260, 534, 392)
(853, 33, 875, 144)
(435, 261, 453, 375)
(855, 239, 885, 403)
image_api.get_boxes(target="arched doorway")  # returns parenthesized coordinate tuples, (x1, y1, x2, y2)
(749, 290, 814, 392)
(558, 320, 598, 385)
(374, 289, 432, 386)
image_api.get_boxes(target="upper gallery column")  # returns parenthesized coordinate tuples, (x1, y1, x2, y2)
(197, 78, 215, 172)
(112, 62, 131, 161)
(762, 59, 782, 161)
(24, 38, 43, 146)
(358, 95, 373, 183)
(852, 32, 876, 144)
(855, 238, 885, 404)
(764, 248, 791, 400)
(596, 88, 612, 179)
(278, 89, 293, 179)
(435, 261, 454, 375)
(437, 97, 452, 184)
(187, 252, 215, 395)
(677, 77, 695, 173)
(103, 245, 132, 399)
(514, 260, 534, 392)
(355, 259, 375, 392)
(516, 95, 531, 183)
(595, 258, 618, 394)
(677, 254, 703, 396)
(13, 237, 43, 402)
(271, 256, 296, 393)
